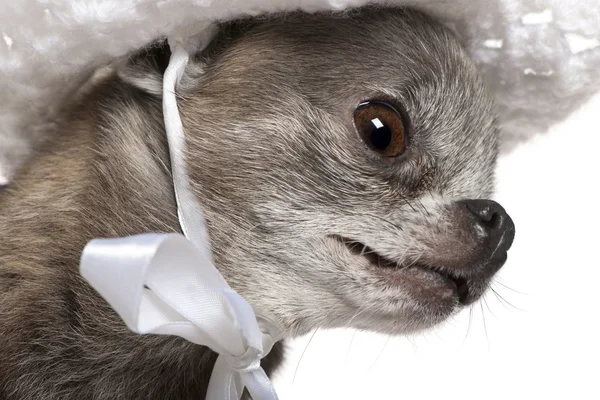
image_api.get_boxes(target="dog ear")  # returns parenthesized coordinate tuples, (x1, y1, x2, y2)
(114, 18, 264, 97)
(116, 38, 171, 96)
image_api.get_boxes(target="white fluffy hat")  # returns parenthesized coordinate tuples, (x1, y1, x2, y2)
(1, 0, 599, 182)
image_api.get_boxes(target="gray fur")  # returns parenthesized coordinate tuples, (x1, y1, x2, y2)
(0, 7, 508, 399)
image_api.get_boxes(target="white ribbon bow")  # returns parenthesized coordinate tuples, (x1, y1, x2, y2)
(79, 34, 280, 399)
(80, 234, 278, 400)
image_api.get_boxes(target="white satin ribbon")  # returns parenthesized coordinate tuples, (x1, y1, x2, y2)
(79, 34, 280, 400)
(162, 36, 212, 261)
(80, 234, 278, 400)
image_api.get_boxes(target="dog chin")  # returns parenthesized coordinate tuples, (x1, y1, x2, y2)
(337, 275, 463, 335)
(347, 300, 461, 336)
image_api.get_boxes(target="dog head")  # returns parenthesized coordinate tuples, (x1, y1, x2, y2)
(130, 8, 515, 337)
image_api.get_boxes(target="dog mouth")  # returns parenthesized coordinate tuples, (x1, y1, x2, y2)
(334, 236, 470, 305)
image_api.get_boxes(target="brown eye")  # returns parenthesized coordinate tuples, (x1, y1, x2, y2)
(353, 101, 407, 157)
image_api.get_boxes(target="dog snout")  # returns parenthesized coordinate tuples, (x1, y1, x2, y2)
(460, 199, 515, 261)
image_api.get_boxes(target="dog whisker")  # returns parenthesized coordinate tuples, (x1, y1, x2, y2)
(293, 328, 319, 385)
(494, 279, 526, 295)
(480, 302, 491, 350)
(366, 334, 391, 375)
(490, 286, 523, 312)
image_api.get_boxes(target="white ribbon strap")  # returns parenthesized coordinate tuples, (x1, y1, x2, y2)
(80, 233, 278, 400)
(162, 37, 212, 261)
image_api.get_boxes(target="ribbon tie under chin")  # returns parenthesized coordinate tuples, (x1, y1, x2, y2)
(79, 233, 279, 400)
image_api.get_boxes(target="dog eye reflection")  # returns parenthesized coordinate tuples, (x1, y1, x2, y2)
(353, 101, 407, 157)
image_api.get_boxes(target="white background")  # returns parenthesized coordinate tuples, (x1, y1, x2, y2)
(273, 92, 600, 399)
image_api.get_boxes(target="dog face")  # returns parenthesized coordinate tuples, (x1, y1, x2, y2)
(172, 8, 515, 337)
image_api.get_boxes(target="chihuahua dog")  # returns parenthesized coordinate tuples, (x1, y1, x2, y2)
(0, 7, 514, 399)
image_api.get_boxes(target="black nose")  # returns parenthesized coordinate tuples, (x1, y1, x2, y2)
(461, 199, 515, 259)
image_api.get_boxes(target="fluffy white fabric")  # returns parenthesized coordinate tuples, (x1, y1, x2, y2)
(1, 0, 599, 182)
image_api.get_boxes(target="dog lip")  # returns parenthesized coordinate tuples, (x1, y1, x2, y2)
(436, 271, 469, 304)
(334, 235, 398, 269)
(409, 264, 470, 304)
(333, 235, 470, 304)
